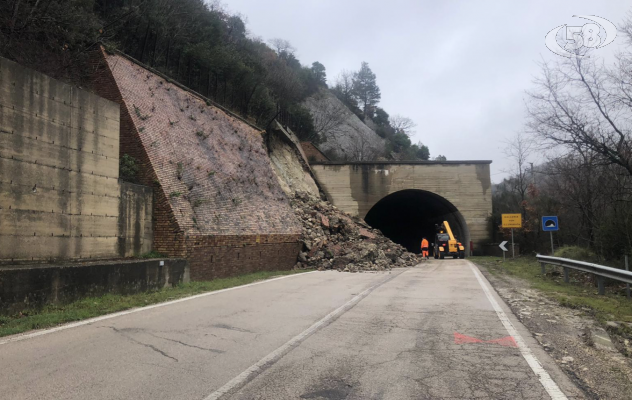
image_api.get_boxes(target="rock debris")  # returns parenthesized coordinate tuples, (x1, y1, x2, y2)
(290, 191, 422, 272)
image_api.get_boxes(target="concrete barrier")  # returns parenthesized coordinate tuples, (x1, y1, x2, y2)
(0, 258, 188, 314)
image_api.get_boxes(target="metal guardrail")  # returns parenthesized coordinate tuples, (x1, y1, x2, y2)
(537, 254, 632, 297)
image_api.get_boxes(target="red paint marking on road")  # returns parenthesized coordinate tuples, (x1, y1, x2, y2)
(454, 332, 484, 344)
(486, 335, 518, 348)
(454, 332, 518, 348)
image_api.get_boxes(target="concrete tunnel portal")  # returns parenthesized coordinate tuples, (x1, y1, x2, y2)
(364, 189, 470, 255)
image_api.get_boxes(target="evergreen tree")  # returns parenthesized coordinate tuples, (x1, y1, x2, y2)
(416, 143, 430, 160)
(352, 62, 381, 119)
(311, 62, 326, 86)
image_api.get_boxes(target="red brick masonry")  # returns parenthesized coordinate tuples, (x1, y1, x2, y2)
(301, 142, 330, 162)
(90, 49, 302, 279)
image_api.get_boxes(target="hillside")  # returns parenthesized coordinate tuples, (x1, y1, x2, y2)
(0, 0, 429, 162)
(303, 89, 385, 161)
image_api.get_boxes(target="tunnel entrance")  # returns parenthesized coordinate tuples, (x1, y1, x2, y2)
(364, 189, 470, 254)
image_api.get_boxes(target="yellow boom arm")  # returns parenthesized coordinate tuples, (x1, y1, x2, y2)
(439, 221, 464, 254)
(442, 221, 456, 241)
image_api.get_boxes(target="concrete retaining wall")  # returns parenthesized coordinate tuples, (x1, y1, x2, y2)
(0, 259, 188, 314)
(0, 56, 153, 261)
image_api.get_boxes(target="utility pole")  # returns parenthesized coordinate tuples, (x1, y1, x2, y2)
(529, 162, 535, 185)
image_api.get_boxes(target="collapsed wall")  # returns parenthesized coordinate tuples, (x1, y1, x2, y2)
(91, 49, 302, 280)
(269, 123, 421, 271)
(268, 122, 321, 198)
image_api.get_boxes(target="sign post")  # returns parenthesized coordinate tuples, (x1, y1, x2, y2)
(499, 241, 508, 261)
(542, 216, 559, 255)
(502, 214, 522, 258)
(512, 229, 515, 258)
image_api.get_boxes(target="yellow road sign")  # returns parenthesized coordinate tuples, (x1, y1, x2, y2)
(502, 213, 522, 228)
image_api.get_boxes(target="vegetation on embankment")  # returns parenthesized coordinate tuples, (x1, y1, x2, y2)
(491, 14, 632, 262)
(553, 246, 600, 264)
(472, 256, 632, 326)
(0, 0, 429, 161)
(551, 246, 625, 269)
(0, 269, 309, 338)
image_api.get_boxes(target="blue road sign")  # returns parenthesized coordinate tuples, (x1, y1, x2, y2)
(542, 216, 559, 231)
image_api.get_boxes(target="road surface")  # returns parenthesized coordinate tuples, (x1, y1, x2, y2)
(0, 260, 584, 399)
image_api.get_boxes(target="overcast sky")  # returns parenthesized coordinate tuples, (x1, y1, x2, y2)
(224, 0, 630, 182)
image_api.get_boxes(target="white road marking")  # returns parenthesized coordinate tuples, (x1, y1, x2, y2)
(0, 271, 317, 346)
(468, 262, 568, 400)
(204, 269, 405, 400)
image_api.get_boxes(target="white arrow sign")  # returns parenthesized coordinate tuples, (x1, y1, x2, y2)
(499, 241, 508, 252)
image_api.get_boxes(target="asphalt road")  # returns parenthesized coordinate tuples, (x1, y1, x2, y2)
(0, 260, 584, 399)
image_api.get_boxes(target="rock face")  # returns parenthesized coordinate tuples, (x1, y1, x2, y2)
(268, 122, 321, 198)
(303, 89, 384, 161)
(290, 191, 422, 272)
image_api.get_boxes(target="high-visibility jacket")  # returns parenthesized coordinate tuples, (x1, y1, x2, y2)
(421, 239, 429, 249)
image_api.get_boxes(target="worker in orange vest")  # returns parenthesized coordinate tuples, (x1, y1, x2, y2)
(421, 237, 429, 260)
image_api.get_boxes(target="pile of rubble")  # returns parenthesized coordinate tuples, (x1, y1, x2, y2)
(291, 191, 422, 272)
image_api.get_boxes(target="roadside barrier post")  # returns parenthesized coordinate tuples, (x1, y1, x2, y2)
(541, 262, 546, 275)
(626, 255, 630, 299)
(563, 267, 569, 283)
(597, 276, 605, 296)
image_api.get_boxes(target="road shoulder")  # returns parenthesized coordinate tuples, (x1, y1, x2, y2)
(474, 260, 632, 399)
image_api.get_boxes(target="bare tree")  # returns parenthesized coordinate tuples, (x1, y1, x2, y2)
(332, 70, 356, 105)
(526, 55, 632, 176)
(305, 90, 348, 140)
(503, 132, 534, 202)
(548, 148, 615, 247)
(268, 38, 295, 55)
(208, 0, 226, 13)
(389, 115, 417, 136)
(345, 125, 382, 161)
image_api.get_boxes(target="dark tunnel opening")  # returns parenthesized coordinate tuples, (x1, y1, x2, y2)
(364, 190, 470, 254)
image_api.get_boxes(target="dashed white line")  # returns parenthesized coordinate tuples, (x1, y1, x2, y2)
(468, 262, 568, 400)
(0, 271, 317, 346)
(204, 269, 406, 400)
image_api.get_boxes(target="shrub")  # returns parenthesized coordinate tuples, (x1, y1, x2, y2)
(119, 154, 140, 183)
(176, 162, 184, 180)
(139, 251, 166, 259)
(554, 246, 599, 263)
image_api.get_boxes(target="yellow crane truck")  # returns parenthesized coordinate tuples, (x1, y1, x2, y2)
(433, 221, 466, 259)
